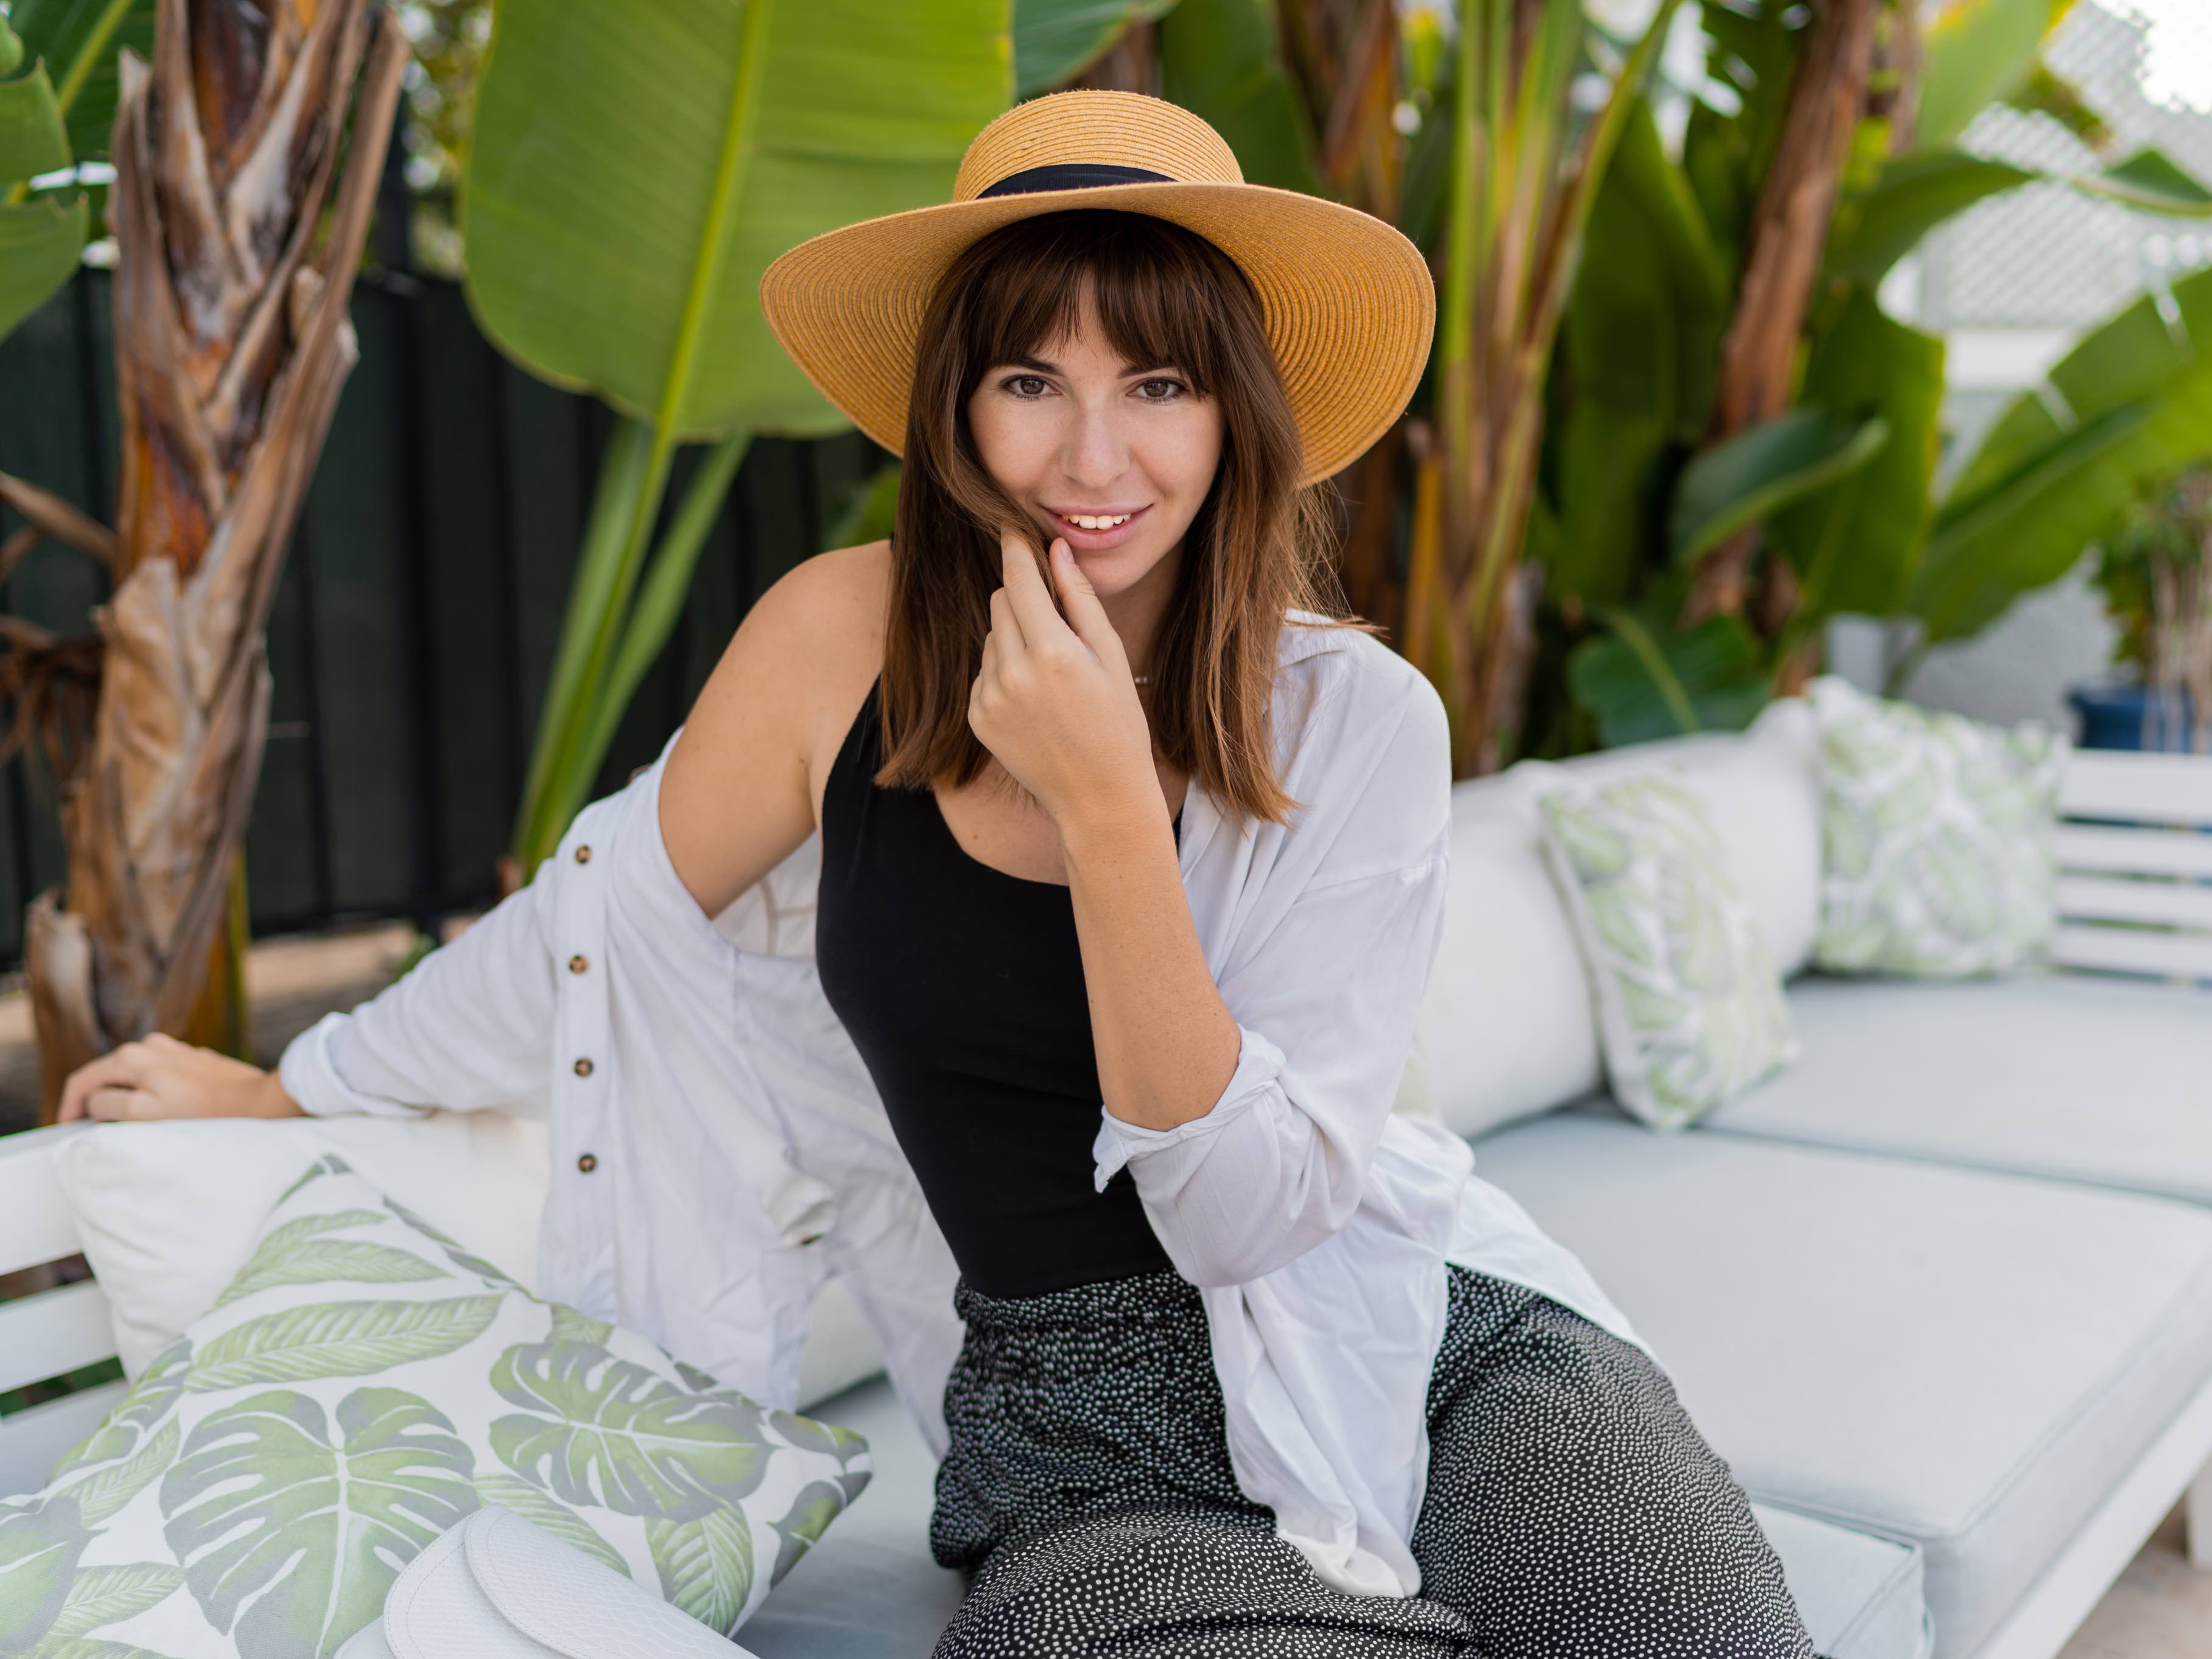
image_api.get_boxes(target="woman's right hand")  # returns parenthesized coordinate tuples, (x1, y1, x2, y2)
(57, 1033, 304, 1123)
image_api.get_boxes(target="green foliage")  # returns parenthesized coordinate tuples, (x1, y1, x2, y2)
(1912, 265, 2212, 645)
(463, 0, 1009, 872)
(0, 10, 84, 343)
(1825, 150, 2036, 286)
(1771, 287, 1945, 624)
(1016, 0, 1175, 99)
(7, 0, 154, 170)
(1157, 0, 1318, 194)
(1568, 602, 1770, 748)
(1915, 0, 2071, 153)
(1669, 409, 1889, 567)
(2092, 479, 2208, 687)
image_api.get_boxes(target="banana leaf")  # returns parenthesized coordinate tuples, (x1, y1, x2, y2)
(1915, 0, 2072, 153)
(1018, 0, 1176, 99)
(463, 0, 1009, 871)
(7, 0, 155, 167)
(1568, 603, 1771, 747)
(0, 21, 82, 342)
(1909, 264, 2212, 644)
(1827, 146, 2212, 287)
(1770, 287, 1944, 623)
(465, 0, 1007, 444)
(1157, 0, 1319, 195)
(1668, 408, 1889, 566)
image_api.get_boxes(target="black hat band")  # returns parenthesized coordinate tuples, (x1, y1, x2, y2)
(977, 162, 1176, 198)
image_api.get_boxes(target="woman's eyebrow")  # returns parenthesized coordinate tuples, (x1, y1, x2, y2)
(1003, 353, 1176, 377)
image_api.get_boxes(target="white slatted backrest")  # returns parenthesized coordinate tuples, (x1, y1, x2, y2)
(2052, 748, 2212, 984)
(0, 1123, 127, 1497)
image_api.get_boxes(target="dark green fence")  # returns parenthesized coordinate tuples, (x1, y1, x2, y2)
(0, 270, 888, 966)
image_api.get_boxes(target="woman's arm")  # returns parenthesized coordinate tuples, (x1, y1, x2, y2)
(61, 544, 877, 1124)
(973, 534, 1454, 1285)
(967, 530, 1242, 1131)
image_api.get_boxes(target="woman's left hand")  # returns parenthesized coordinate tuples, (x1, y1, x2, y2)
(969, 525, 1158, 828)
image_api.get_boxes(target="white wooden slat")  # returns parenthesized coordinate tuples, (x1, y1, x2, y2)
(2051, 922, 2212, 981)
(2060, 749, 2212, 826)
(2056, 824, 2212, 880)
(0, 1123, 88, 1277)
(0, 1280, 117, 1394)
(0, 1379, 125, 1498)
(2058, 874, 2212, 931)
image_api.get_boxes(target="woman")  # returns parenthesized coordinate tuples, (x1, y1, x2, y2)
(60, 91, 1817, 1658)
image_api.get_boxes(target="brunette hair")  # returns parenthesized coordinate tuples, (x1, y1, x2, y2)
(876, 208, 1373, 828)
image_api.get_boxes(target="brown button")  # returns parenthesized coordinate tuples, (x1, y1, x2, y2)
(574, 844, 592, 864)
(577, 1153, 599, 1174)
(573, 1057, 594, 1078)
(568, 954, 589, 975)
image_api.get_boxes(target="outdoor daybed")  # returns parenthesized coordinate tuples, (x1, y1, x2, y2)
(2, 693, 2208, 1659)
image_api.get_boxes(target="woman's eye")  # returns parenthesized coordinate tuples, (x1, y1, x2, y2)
(1003, 374, 1050, 398)
(1136, 377, 1186, 402)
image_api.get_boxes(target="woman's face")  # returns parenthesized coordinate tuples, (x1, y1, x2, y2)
(966, 287, 1224, 603)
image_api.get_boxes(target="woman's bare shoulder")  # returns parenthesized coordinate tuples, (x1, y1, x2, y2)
(659, 540, 890, 915)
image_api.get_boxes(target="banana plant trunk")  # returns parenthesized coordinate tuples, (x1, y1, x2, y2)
(1684, 0, 1880, 630)
(26, 0, 406, 1119)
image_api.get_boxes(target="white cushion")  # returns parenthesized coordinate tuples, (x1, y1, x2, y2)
(55, 1112, 550, 1377)
(1472, 1110, 2212, 1658)
(1704, 972, 2212, 1202)
(1417, 699, 1823, 1139)
(17, 1160, 870, 1656)
(53, 1112, 885, 1409)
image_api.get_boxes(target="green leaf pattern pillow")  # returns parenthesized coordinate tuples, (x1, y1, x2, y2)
(0, 1158, 868, 1659)
(1808, 676, 2069, 978)
(1538, 774, 1798, 1129)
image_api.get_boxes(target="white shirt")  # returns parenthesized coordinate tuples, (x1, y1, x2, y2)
(279, 611, 1651, 1599)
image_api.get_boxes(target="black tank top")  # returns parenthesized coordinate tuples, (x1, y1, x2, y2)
(813, 676, 1179, 1299)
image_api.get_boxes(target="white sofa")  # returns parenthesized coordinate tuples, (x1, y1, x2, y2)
(3, 698, 2208, 1659)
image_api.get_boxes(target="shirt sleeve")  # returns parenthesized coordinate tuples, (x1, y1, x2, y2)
(277, 857, 559, 1120)
(1091, 665, 1454, 1288)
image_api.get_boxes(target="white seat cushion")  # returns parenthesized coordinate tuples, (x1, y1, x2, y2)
(1470, 1112, 2212, 1657)
(1704, 973, 2212, 1202)
(750, 1375, 1931, 1658)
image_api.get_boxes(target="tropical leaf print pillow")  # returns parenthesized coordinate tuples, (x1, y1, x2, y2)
(0, 1157, 868, 1659)
(1537, 773, 1798, 1129)
(1807, 676, 2070, 978)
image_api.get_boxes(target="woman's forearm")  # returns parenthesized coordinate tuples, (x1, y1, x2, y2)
(1060, 792, 1240, 1134)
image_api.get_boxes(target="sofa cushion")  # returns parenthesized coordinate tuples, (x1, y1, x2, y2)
(1537, 773, 1799, 1129)
(750, 1378, 1931, 1659)
(1420, 698, 1824, 1140)
(1470, 1112, 2212, 1658)
(1757, 1504, 1931, 1659)
(1806, 676, 2068, 979)
(1704, 973, 2212, 1204)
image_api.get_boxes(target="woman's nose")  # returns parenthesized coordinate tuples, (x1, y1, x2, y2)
(1061, 398, 1129, 488)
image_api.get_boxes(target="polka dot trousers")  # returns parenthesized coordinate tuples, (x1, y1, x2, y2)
(929, 1266, 1822, 1658)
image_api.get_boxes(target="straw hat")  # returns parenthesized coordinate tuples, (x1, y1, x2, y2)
(757, 89, 1436, 489)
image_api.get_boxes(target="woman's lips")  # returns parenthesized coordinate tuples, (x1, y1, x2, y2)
(1048, 503, 1150, 550)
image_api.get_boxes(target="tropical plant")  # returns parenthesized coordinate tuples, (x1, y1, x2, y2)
(2088, 463, 2212, 753)
(463, 0, 1011, 887)
(1542, 0, 2212, 752)
(1, 0, 407, 1117)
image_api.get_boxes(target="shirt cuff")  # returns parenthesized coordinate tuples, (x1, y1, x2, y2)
(276, 1012, 432, 1120)
(1090, 1023, 1287, 1191)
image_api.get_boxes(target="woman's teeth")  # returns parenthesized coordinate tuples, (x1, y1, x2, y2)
(1066, 513, 1131, 530)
